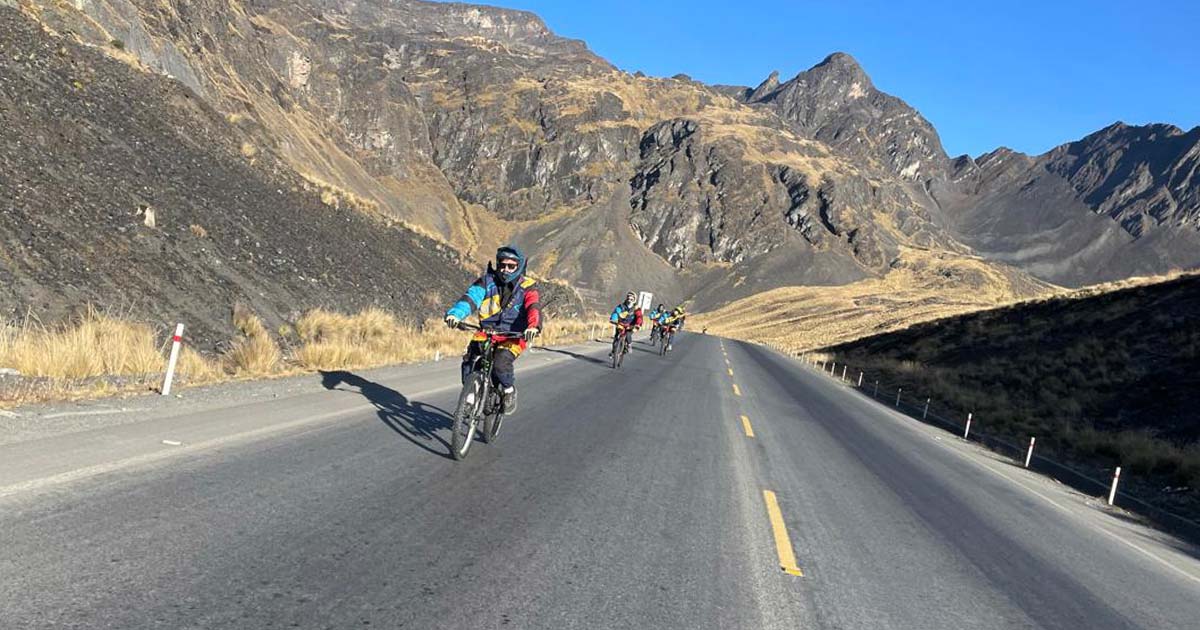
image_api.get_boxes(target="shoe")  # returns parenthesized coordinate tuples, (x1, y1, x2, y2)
(502, 386, 517, 414)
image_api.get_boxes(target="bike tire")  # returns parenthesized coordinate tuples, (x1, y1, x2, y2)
(660, 332, 671, 356)
(611, 335, 622, 369)
(450, 374, 484, 460)
(483, 390, 505, 442)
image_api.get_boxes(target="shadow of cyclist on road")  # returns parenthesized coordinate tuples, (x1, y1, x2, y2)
(319, 370, 454, 460)
(535, 346, 609, 366)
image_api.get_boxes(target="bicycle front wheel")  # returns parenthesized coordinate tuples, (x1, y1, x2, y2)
(450, 374, 485, 460)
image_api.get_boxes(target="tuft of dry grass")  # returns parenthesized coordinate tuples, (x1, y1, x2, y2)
(225, 305, 282, 376)
(0, 308, 165, 380)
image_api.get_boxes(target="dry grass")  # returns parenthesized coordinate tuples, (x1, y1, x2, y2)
(0, 308, 225, 407)
(225, 305, 282, 376)
(697, 248, 1059, 353)
(0, 301, 607, 409)
(0, 308, 167, 380)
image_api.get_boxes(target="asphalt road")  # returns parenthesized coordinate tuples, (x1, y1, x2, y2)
(2, 333, 1198, 629)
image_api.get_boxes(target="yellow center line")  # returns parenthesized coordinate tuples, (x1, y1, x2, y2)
(740, 415, 755, 438)
(727, 368, 734, 376)
(762, 490, 804, 576)
(732, 383, 741, 396)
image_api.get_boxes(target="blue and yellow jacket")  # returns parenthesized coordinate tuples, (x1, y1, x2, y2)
(446, 269, 541, 337)
(610, 303, 643, 328)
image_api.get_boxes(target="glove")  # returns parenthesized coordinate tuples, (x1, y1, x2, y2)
(444, 314, 460, 329)
(523, 327, 540, 342)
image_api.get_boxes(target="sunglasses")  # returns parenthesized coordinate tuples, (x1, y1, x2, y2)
(497, 260, 520, 271)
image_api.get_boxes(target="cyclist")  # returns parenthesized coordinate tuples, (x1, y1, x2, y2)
(661, 305, 687, 351)
(444, 245, 540, 414)
(648, 303, 667, 344)
(608, 291, 643, 356)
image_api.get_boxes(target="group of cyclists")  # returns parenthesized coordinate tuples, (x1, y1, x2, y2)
(607, 291, 686, 357)
(443, 245, 686, 416)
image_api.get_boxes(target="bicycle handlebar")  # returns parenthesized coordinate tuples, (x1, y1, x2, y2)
(454, 322, 525, 338)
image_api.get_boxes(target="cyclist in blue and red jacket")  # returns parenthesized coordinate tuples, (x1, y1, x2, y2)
(608, 292, 643, 356)
(444, 245, 540, 414)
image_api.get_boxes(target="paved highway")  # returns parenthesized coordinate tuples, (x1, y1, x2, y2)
(2, 333, 1198, 628)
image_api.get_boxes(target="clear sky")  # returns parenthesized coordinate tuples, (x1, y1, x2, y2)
(443, 0, 1200, 158)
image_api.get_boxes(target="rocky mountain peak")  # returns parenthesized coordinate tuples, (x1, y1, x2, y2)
(745, 52, 948, 182)
(747, 70, 781, 101)
(808, 52, 872, 87)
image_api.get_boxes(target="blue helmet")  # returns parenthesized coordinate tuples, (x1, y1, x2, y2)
(494, 245, 527, 284)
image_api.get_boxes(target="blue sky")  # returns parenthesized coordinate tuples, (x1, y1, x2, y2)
(445, 0, 1200, 157)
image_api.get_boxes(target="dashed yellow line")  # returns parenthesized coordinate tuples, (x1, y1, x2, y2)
(740, 415, 755, 438)
(762, 490, 803, 576)
(732, 383, 742, 396)
(727, 368, 734, 376)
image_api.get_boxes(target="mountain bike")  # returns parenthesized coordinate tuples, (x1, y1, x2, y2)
(648, 323, 661, 347)
(611, 323, 635, 369)
(449, 323, 523, 460)
(659, 325, 676, 356)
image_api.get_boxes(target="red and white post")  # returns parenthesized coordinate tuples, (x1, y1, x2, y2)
(1024, 437, 1036, 468)
(963, 412, 973, 439)
(161, 323, 185, 397)
(1108, 466, 1122, 505)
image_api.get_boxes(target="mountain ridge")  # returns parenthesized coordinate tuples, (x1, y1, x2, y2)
(3, 0, 1197, 332)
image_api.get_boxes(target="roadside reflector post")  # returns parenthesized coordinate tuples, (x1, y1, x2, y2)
(830, 361, 836, 375)
(1024, 437, 1036, 468)
(858, 371, 864, 387)
(841, 365, 848, 382)
(964, 412, 973, 439)
(1108, 466, 1122, 505)
(895, 388, 902, 407)
(161, 323, 185, 397)
(922, 398, 930, 419)
(435, 350, 441, 362)
(590, 324, 595, 340)
(873, 380, 879, 397)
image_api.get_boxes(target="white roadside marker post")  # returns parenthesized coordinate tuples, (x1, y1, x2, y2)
(895, 388, 902, 407)
(922, 398, 931, 420)
(858, 371, 864, 387)
(841, 365, 848, 382)
(161, 323, 185, 397)
(435, 350, 441, 362)
(1024, 437, 1036, 468)
(1108, 466, 1122, 505)
(963, 412, 973, 439)
(873, 380, 879, 397)
(830, 361, 836, 376)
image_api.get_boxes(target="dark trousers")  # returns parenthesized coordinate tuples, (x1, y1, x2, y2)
(461, 341, 517, 389)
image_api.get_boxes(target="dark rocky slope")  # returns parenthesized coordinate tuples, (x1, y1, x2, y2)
(0, 5, 468, 346)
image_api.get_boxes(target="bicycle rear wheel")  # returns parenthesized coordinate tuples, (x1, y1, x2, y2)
(611, 334, 622, 369)
(450, 373, 485, 460)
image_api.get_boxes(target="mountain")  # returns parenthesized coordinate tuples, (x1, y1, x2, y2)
(943, 123, 1200, 285)
(2, 0, 1197, 334)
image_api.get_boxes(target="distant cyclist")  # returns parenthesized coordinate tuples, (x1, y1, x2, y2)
(609, 292, 643, 356)
(648, 303, 667, 344)
(660, 305, 687, 351)
(444, 245, 540, 414)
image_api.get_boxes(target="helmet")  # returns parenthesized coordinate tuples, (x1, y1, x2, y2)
(673, 305, 685, 314)
(657, 303, 665, 310)
(494, 245, 526, 284)
(625, 291, 637, 303)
